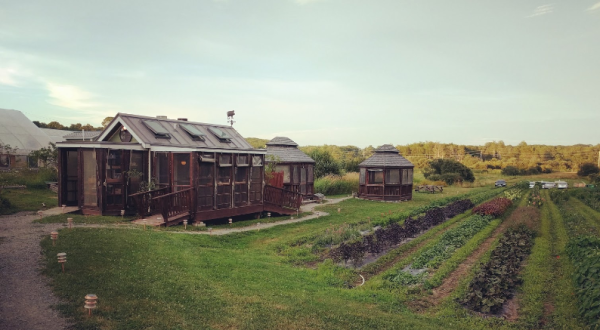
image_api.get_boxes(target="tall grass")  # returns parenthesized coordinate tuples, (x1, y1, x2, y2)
(314, 172, 359, 195)
(0, 168, 58, 189)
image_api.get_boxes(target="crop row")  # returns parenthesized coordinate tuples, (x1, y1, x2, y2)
(472, 197, 513, 217)
(565, 236, 600, 328)
(329, 199, 475, 266)
(460, 225, 534, 313)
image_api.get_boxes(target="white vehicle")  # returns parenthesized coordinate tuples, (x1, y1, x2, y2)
(556, 181, 568, 189)
(529, 182, 535, 188)
(542, 181, 556, 189)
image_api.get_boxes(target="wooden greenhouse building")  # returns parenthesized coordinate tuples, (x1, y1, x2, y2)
(56, 113, 302, 226)
(358, 144, 414, 201)
(266, 137, 315, 197)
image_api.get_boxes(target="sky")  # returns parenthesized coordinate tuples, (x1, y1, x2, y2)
(0, 0, 599, 148)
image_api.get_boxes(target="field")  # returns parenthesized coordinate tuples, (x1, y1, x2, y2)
(24, 172, 600, 329)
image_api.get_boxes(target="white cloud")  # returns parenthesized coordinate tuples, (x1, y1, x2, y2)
(527, 4, 554, 18)
(46, 83, 99, 109)
(0, 67, 21, 86)
(587, 2, 600, 11)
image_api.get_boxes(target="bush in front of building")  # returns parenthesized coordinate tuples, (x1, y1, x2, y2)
(314, 172, 359, 196)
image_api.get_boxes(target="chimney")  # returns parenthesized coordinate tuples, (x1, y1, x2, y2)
(156, 115, 167, 120)
(177, 118, 188, 121)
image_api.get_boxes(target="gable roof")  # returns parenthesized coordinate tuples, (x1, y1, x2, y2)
(266, 137, 314, 163)
(40, 128, 73, 143)
(96, 113, 255, 151)
(359, 144, 414, 168)
(0, 108, 54, 155)
(63, 131, 101, 141)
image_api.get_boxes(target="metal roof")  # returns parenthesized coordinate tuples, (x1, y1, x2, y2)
(359, 144, 414, 168)
(93, 113, 256, 151)
(63, 131, 101, 141)
(40, 128, 72, 143)
(0, 108, 54, 155)
(266, 137, 314, 163)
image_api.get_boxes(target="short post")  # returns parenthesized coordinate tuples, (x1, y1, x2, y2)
(67, 217, 73, 229)
(142, 219, 147, 230)
(57, 253, 67, 273)
(267, 212, 271, 219)
(183, 219, 188, 230)
(208, 227, 213, 236)
(316, 211, 320, 218)
(291, 216, 294, 220)
(120, 210, 125, 219)
(84, 294, 98, 316)
(51, 231, 58, 246)
(337, 208, 341, 213)
(257, 222, 261, 231)
(228, 218, 232, 226)
(62, 204, 66, 213)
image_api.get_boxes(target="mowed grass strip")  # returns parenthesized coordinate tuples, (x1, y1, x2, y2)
(0, 188, 58, 215)
(42, 227, 468, 330)
(568, 197, 600, 229)
(545, 196, 587, 329)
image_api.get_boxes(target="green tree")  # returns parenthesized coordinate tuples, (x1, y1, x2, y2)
(102, 116, 114, 127)
(28, 143, 58, 169)
(577, 163, 600, 177)
(307, 149, 340, 179)
(424, 159, 475, 184)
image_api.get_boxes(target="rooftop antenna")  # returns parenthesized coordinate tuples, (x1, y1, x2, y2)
(227, 110, 236, 127)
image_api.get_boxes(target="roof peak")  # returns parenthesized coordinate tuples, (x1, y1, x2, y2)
(266, 136, 298, 147)
(375, 144, 399, 153)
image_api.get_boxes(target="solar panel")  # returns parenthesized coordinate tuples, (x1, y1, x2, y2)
(142, 120, 170, 139)
(208, 127, 232, 142)
(180, 123, 205, 141)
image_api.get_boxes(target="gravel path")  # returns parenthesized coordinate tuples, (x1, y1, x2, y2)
(0, 209, 70, 330)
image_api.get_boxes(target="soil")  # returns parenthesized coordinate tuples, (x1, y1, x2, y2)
(0, 208, 71, 330)
(502, 296, 520, 321)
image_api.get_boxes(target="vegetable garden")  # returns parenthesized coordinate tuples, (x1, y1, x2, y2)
(37, 183, 600, 329)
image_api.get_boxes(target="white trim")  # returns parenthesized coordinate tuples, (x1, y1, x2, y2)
(97, 117, 147, 148)
(56, 143, 145, 150)
(149, 146, 265, 154)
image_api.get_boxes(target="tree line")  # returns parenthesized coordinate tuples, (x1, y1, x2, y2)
(246, 138, 599, 178)
(32, 116, 114, 131)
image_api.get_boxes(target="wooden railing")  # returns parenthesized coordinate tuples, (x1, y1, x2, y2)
(128, 187, 170, 217)
(152, 187, 193, 222)
(264, 185, 303, 210)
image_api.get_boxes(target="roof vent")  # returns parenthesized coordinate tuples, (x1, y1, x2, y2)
(156, 115, 167, 120)
(177, 118, 188, 121)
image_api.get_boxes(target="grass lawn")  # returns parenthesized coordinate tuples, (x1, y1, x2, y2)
(0, 188, 58, 215)
(40, 184, 531, 330)
(34, 213, 136, 225)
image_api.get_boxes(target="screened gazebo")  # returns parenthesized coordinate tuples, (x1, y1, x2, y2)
(266, 137, 315, 197)
(358, 144, 414, 201)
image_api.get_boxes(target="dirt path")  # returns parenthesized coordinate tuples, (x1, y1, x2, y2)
(0, 208, 71, 330)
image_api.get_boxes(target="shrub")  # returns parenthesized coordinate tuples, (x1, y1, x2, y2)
(423, 159, 474, 184)
(577, 163, 600, 177)
(0, 194, 15, 214)
(472, 197, 513, 217)
(307, 149, 340, 178)
(0, 168, 58, 189)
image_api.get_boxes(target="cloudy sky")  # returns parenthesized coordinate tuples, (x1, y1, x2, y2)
(1, 0, 599, 147)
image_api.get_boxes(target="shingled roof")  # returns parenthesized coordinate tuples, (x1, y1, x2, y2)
(266, 137, 315, 163)
(359, 144, 414, 168)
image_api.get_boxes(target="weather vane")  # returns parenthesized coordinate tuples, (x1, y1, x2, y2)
(227, 110, 236, 127)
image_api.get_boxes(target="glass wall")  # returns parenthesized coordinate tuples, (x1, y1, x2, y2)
(82, 150, 97, 206)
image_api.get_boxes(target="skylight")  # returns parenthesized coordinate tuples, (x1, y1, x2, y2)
(208, 127, 232, 142)
(180, 123, 206, 141)
(142, 120, 171, 139)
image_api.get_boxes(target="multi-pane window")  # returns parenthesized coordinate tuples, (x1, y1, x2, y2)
(368, 170, 383, 184)
(385, 169, 400, 184)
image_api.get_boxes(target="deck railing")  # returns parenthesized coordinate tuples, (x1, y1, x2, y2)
(152, 187, 193, 222)
(128, 187, 170, 217)
(264, 185, 303, 210)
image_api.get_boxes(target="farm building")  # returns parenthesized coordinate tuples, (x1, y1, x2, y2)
(56, 113, 302, 225)
(358, 144, 414, 201)
(266, 137, 315, 197)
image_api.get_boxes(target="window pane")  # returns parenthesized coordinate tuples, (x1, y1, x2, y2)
(235, 167, 248, 182)
(307, 166, 314, 182)
(219, 154, 231, 166)
(252, 156, 263, 166)
(174, 154, 190, 186)
(156, 153, 169, 185)
(275, 165, 290, 183)
(218, 167, 231, 184)
(359, 168, 366, 184)
(238, 155, 248, 165)
(386, 169, 400, 184)
(199, 162, 213, 185)
(129, 151, 143, 193)
(82, 150, 97, 206)
(293, 166, 299, 183)
(407, 169, 413, 184)
(369, 170, 383, 184)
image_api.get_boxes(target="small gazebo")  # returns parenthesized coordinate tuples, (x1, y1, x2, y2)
(358, 144, 414, 201)
(266, 137, 315, 197)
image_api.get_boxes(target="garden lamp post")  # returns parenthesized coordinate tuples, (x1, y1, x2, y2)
(67, 218, 73, 229)
(51, 232, 58, 246)
(57, 253, 66, 273)
(183, 220, 188, 230)
(84, 294, 98, 316)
